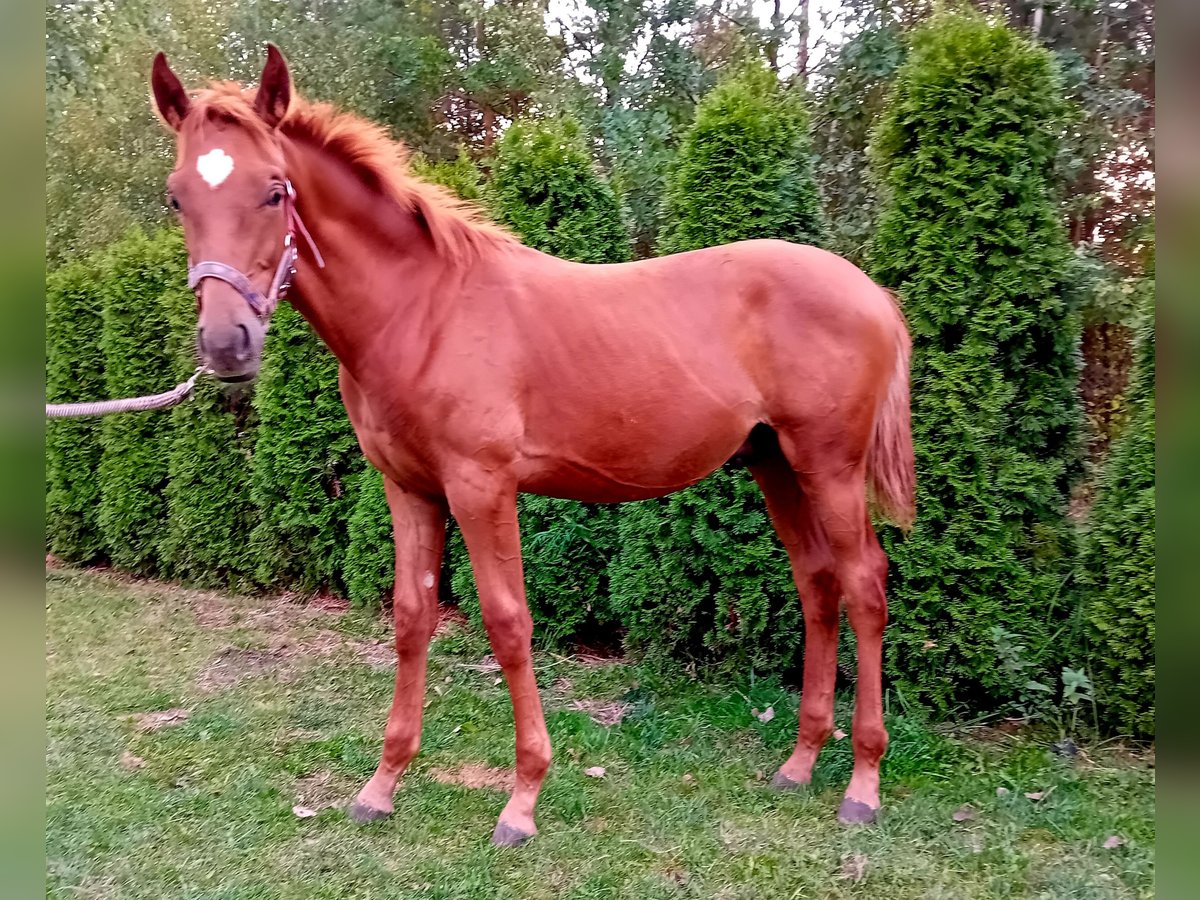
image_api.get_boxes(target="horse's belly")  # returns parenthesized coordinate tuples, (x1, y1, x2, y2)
(516, 405, 754, 503)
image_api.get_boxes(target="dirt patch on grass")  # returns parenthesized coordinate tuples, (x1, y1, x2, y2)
(197, 647, 288, 693)
(128, 708, 190, 731)
(353, 640, 394, 669)
(427, 763, 515, 792)
(570, 698, 631, 727)
(293, 769, 350, 811)
(198, 629, 396, 690)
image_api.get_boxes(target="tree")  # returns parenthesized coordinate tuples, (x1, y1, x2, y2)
(658, 62, 824, 254)
(45, 0, 232, 266)
(1081, 291, 1154, 736)
(812, 20, 905, 264)
(609, 61, 824, 673)
(95, 228, 184, 574)
(45, 256, 107, 563)
(867, 12, 1083, 711)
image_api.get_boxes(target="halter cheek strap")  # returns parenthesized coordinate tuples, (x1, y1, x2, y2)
(186, 180, 324, 320)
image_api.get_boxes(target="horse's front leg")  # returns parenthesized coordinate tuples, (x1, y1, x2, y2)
(349, 479, 446, 822)
(449, 475, 550, 846)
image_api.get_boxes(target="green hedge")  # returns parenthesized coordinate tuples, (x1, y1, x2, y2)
(344, 466, 394, 607)
(867, 12, 1083, 711)
(609, 471, 801, 672)
(485, 114, 632, 263)
(410, 148, 484, 202)
(95, 229, 184, 574)
(250, 303, 364, 593)
(1082, 303, 1155, 736)
(46, 258, 107, 563)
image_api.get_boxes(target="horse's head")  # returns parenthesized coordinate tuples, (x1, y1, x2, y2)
(151, 45, 297, 383)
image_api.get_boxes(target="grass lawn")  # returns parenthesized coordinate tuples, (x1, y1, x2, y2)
(45, 568, 1154, 899)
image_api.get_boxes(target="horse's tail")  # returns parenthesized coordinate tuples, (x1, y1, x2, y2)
(868, 288, 916, 531)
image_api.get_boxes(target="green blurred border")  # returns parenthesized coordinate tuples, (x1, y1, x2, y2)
(1152, 0, 1192, 896)
(0, 0, 46, 894)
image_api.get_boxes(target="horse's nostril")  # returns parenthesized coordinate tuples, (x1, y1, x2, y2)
(235, 324, 252, 361)
(196, 327, 208, 357)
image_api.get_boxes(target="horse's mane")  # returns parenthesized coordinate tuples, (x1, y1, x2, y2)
(189, 82, 516, 265)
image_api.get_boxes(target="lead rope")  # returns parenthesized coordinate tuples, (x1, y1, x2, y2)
(46, 366, 210, 418)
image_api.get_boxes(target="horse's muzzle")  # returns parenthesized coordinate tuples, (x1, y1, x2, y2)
(197, 322, 263, 383)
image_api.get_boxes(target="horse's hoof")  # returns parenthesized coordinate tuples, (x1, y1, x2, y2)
(347, 800, 392, 824)
(770, 770, 809, 792)
(837, 797, 879, 826)
(491, 820, 535, 847)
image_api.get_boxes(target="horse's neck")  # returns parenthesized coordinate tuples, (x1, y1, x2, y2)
(280, 136, 450, 381)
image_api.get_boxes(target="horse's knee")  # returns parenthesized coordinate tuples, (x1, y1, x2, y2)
(392, 592, 435, 652)
(482, 601, 533, 666)
(517, 729, 552, 776)
(798, 702, 834, 744)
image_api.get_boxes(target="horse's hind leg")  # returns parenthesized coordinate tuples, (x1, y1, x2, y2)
(749, 451, 841, 791)
(351, 480, 446, 823)
(787, 461, 890, 825)
(447, 471, 550, 847)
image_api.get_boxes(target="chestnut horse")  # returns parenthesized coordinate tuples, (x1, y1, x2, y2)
(150, 46, 914, 845)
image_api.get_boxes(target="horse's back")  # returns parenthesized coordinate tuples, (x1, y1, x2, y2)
(493, 239, 900, 499)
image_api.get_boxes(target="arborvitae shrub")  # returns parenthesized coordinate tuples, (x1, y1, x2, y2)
(607, 62, 825, 672)
(610, 472, 801, 671)
(1082, 303, 1155, 736)
(485, 114, 632, 263)
(250, 303, 363, 593)
(410, 148, 484, 201)
(449, 497, 625, 646)
(344, 467, 394, 607)
(443, 115, 631, 642)
(46, 257, 108, 563)
(658, 62, 824, 255)
(867, 12, 1083, 711)
(96, 228, 184, 574)
(160, 239, 259, 589)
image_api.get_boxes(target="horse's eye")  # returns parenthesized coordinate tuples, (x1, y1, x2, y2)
(266, 189, 284, 207)
(167, 194, 181, 212)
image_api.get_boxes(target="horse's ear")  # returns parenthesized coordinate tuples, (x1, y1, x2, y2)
(254, 44, 292, 129)
(151, 52, 190, 131)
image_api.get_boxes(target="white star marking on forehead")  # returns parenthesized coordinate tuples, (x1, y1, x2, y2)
(196, 148, 234, 188)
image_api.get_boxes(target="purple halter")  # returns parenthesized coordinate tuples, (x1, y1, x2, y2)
(187, 180, 324, 319)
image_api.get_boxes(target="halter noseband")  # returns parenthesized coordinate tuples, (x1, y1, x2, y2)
(187, 180, 324, 319)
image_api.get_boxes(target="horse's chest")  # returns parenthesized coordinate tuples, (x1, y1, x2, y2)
(341, 374, 438, 492)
